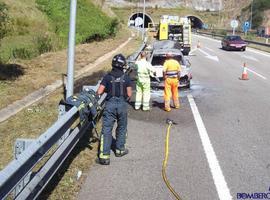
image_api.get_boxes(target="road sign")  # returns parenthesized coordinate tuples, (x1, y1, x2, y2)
(244, 21, 250, 28)
(242, 21, 251, 33)
(230, 20, 239, 28)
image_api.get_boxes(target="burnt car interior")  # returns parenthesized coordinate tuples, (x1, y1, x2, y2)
(151, 55, 184, 66)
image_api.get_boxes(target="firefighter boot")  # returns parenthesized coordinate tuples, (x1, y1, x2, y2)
(115, 149, 129, 157)
(99, 158, 110, 165)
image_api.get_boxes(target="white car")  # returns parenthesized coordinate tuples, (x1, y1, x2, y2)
(149, 47, 192, 88)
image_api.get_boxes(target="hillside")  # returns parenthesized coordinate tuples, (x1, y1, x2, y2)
(240, 0, 270, 28)
(0, 0, 118, 64)
(106, 0, 250, 11)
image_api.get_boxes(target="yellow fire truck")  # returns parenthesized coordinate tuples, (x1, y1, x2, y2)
(157, 15, 191, 55)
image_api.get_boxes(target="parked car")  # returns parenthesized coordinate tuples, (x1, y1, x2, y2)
(221, 35, 247, 51)
(149, 48, 192, 88)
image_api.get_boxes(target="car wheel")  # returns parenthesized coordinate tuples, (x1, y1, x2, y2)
(242, 47, 246, 51)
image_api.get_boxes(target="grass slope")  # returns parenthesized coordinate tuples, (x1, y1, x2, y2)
(0, 0, 118, 63)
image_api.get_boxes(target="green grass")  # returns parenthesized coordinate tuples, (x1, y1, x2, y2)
(36, 0, 119, 44)
(0, 0, 119, 63)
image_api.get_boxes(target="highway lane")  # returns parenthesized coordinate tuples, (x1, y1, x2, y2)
(78, 36, 270, 200)
(191, 35, 270, 198)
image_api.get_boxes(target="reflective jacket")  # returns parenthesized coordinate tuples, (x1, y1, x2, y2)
(163, 59, 181, 78)
(135, 58, 156, 83)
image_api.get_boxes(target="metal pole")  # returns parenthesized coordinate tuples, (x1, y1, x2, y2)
(142, 0, 145, 41)
(66, 0, 77, 99)
(250, 0, 253, 30)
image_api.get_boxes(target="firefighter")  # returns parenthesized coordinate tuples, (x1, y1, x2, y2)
(97, 54, 132, 165)
(134, 51, 156, 111)
(163, 53, 181, 112)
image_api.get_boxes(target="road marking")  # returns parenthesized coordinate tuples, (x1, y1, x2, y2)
(247, 68, 267, 80)
(198, 48, 219, 62)
(189, 47, 198, 55)
(193, 34, 270, 57)
(187, 94, 232, 200)
(247, 48, 270, 57)
(193, 34, 220, 43)
(241, 55, 259, 62)
(205, 47, 215, 52)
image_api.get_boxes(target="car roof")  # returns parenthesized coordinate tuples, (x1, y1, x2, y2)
(225, 35, 242, 39)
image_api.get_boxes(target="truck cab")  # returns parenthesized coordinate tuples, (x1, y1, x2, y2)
(158, 15, 191, 55)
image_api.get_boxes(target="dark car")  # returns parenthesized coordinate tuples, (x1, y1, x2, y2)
(221, 35, 247, 51)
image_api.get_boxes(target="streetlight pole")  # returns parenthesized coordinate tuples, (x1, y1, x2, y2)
(142, 0, 145, 41)
(66, 0, 77, 99)
(250, 0, 253, 30)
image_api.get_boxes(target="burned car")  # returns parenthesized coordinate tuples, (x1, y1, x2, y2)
(149, 48, 192, 88)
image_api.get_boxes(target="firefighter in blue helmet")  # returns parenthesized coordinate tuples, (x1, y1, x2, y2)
(97, 54, 132, 165)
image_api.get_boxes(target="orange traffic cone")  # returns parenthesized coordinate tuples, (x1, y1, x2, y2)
(197, 40, 201, 48)
(239, 62, 249, 80)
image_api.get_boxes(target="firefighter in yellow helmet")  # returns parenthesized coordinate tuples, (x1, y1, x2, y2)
(163, 53, 181, 112)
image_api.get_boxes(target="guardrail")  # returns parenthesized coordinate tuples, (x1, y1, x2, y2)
(0, 85, 106, 200)
(196, 31, 270, 48)
(0, 42, 146, 200)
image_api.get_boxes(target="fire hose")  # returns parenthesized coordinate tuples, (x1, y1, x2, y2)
(162, 119, 183, 200)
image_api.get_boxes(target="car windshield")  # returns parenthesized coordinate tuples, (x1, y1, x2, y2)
(227, 36, 242, 41)
(151, 55, 185, 66)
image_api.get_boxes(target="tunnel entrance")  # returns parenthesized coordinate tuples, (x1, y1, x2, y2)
(128, 12, 154, 28)
(187, 16, 204, 29)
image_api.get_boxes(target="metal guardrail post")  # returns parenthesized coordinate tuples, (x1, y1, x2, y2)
(0, 107, 79, 199)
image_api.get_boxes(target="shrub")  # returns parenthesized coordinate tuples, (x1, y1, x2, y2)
(0, 3, 10, 39)
(35, 34, 53, 54)
(12, 48, 31, 59)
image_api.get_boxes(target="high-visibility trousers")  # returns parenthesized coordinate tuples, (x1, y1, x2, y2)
(164, 78, 180, 110)
(135, 81, 151, 110)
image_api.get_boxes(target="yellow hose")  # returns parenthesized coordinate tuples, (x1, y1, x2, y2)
(162, 123, 183, 200)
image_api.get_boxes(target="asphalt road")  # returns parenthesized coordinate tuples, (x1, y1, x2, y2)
(78, 35, 270, 200)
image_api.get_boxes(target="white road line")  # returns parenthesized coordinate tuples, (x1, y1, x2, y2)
(198, 48, 219, 62)
(189, 47, 198, 55)
(246, 48, 270, 58)
(187, 94, 232, 200)
(193, 34, 220, 43)
(193, 34, 270, 57)
(247, 68, 267, 80)
(241, 55, 259, 62)
(205, 47, 215, 52)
